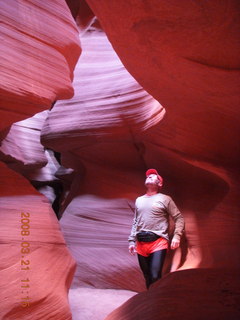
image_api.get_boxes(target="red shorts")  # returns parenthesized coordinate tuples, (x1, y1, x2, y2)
(136, 237, 169, 257)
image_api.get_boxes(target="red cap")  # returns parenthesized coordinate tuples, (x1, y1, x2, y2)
(146, 169, 163, 185)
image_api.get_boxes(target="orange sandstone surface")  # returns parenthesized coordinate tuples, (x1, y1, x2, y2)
(0, 0, 240, 319)
(0, 0, 80, 319)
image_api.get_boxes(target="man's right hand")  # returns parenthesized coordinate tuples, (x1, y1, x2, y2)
(129, 245, 136, 255)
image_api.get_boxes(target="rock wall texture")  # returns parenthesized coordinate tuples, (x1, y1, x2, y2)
(78, 0, 239, 318)
(42, 0, 240, 289)
(1, 0, 240, 319)
(0, 0, 80, 130)
(86, 0, 240, 165)
(105, 268, 240, 320)
(40, 25, 165, 292)
(0, 162, 76, 320)
(0, 0, 80, 319)
(41, 29, 165, 150)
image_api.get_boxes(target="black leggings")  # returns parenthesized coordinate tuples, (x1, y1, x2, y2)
(137, 249, 167, 289)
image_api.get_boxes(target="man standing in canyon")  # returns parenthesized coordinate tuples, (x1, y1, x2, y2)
(128, 169, 184, 289)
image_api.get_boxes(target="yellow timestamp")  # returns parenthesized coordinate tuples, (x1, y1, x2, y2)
(20, 212, 31, 308)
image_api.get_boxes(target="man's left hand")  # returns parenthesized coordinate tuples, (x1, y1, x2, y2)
(170, 239, 180, 250)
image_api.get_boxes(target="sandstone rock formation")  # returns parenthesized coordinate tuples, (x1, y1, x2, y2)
(0, 0, 80, 130)
(43, 0, 240, 290)
(0, 1, 80, 319)
(40, 25, 165, 292)
(0, 162, 76, 320)
(78, 0, 240, 318)
(105, 268, 240, 320)
(1, 0, 240, 319)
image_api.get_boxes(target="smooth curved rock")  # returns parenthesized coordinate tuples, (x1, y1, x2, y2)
(0, 111, 49, 172)
(39, 5, 240, 293)
(37, 3, 240, 297)
(105, 268, 240, 320)
(41, 28, 165, 151)
(85, 0, 240, 165)
(0, 0, 81, 130)
(0, 162, 76, 320)
(0, 1, 81, 318)
(1, 1, 240, 319)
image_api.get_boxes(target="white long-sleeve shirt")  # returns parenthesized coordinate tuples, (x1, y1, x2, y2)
(128, 193, 184, 245)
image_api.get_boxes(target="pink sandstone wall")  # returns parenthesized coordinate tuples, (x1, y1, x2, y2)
(0, 0, 80, 319)
(0, 0, 80, 130)
(0, 0, 240, 319)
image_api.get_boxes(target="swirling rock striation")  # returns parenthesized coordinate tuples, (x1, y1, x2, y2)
(0, 0, 81, 319)
(0, 0, 81, 130)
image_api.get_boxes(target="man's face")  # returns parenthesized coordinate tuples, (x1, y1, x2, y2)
(145, 174, 160, 186)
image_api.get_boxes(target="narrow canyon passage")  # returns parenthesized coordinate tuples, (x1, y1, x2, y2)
(0, 1, 240, 319)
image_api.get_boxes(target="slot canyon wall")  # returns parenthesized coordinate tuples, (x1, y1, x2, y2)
(0, 0, 81, 319)
(0, 0, 240, 319)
